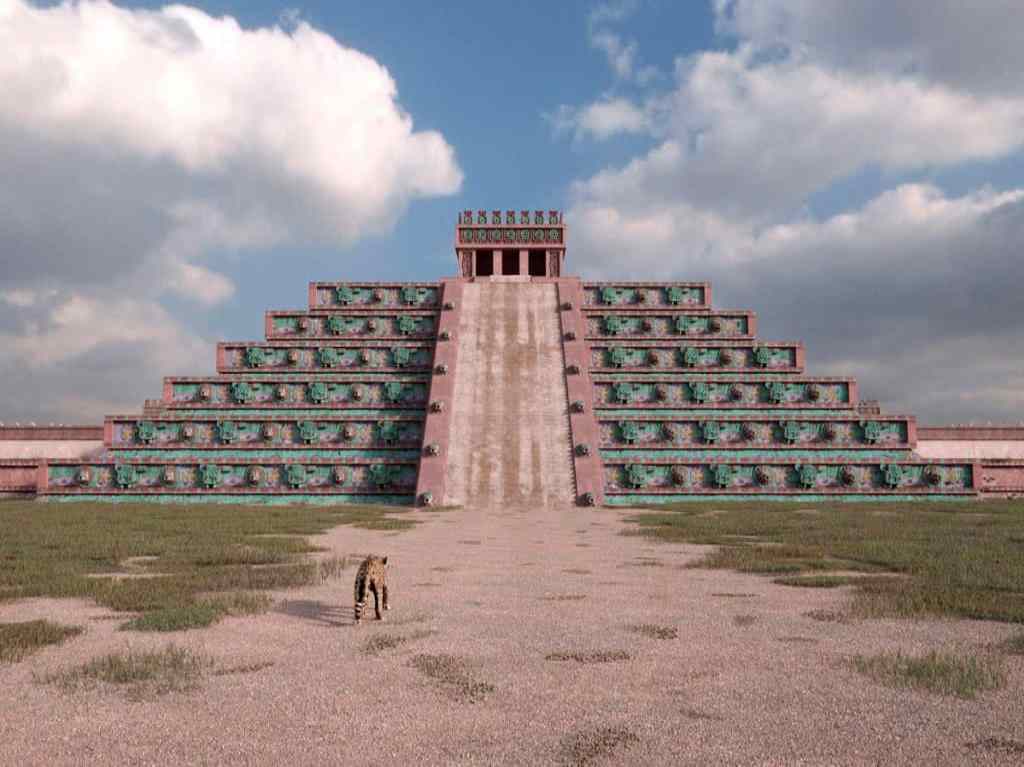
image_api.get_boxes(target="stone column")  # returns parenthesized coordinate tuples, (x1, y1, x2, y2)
(519, 249, 529, 277)
(493, 249, 503, 277)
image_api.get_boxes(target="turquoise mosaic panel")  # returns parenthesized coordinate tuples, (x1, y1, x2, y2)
(582, 284, 707, 308)
(591, 344, 797, 371)
(585, 313, 750, 338)
(110, 417, 424, 449)
(592, 380, 847, 407)
(597, 417, 909, 449)
(600, 449, 912, 461)
(221, 345, 433, 372)
(171, 380, 429, 407)
(602, 462, 972, 494)
(311, 284, 440, 309)
(270, 313, 438, 339)
(596, 409, 851, 417)
(45, 494, 415, 506)
(177, 409, 426, 418)
(110, 449, 421, 461)
(605, 494, 973, 505)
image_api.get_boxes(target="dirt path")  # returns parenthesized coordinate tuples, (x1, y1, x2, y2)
(2, 500, 1023, 766)
(445, 282, 574, 508)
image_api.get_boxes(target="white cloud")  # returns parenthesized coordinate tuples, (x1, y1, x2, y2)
(572, 49, 1024, 220)
(0, 0, 462, 422)
(548, 98, 651, 142)
(714, 0, 1024, 97)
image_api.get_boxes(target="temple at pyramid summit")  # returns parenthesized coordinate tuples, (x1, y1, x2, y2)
(2, 208, 1023, 504)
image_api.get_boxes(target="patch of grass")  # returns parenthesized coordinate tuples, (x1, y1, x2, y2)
(849, 650, 1006, 699)
(773, 574, 860, 588)
(998, 632, 1024, 655)
(563, 568, 591, 575)
(545, 650, 632, 664)
(680, 708, 723, 721)
(712, 592, 758, 598)
(628, 623, 677, 640)
(626, 500, 1024, 623)
(40, 645, 213, 699)
(212, 660, 275, 676)
(410, 653, 494, 703)
(805, 609, 848, 623)
(0, 501, 406, 631)
(733, 614, 758, 627)
(967, 737, 1024, 756)
(119, 591, 271, 632)
(539, 594, 587, 602)
(361, 629, 432, 656)
(559, 725, 639, 766)
(0, 620, 83, 663)
(776, 636, 819, 644)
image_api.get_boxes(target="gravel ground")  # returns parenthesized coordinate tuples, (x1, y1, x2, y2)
(1, 502, 1023, 766)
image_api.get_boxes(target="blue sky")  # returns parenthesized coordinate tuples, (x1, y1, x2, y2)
(1, 0, 1023, 424)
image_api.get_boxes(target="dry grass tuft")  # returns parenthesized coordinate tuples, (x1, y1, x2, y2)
(559, 725, 639, 766)
(733, 614, 758, 627)
(539, 594, 587, 602)
(562, 568, 592, 575)
(212, 661, 275, 676)
(849, 650, 1006, 699)
(0, 620, 83, 664)
(362, 629, 432, 656)
(410, 653, 494, 703)
(998, 632, 1024, 655)
(967, 737, 1024, 756)
(628, 623, 678, 640)
(804, 609, 848, 623)
(40, 645, 213, 700)
(545, 650, 632, 664)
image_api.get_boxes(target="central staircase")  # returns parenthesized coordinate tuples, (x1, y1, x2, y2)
(445, 283, 575, 507)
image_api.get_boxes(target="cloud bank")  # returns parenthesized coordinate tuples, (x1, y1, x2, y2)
(0, 0, 461, 422)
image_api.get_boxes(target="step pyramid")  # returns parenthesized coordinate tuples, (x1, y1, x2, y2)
(37, 209, 978, 503)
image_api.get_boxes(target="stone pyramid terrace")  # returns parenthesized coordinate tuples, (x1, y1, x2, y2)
(2, 208, 1023, 502)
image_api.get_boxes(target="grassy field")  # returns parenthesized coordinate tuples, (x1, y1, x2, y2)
(625, 500, 1024, 623)
(0, 500, 416, 633)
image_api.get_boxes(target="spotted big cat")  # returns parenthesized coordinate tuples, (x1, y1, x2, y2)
(353, 555, 389, 624)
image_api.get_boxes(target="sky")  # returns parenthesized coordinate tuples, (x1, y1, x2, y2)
(1, 0, 1022, 426)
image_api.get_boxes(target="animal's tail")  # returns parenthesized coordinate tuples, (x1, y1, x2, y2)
(354, 573, 366, 623)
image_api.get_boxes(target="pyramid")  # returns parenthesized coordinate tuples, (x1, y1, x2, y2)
(37, 209, 978, 503)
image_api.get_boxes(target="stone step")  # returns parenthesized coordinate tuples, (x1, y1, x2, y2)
(217, 342, 434, 373)
(596, 415, 914, 450)
(309, 282, 440, 310)
(444, 282, 574, 507)
(265, 310, 438, 341)
(591, 376, 851, 408)
(40, 457, 418, 496)
(105, 415, 424, 450)
(588, 341, 802, 373)
(582, 282, 710, 309)
(600, 459, 976, 498)
(163, 376, 429, 409)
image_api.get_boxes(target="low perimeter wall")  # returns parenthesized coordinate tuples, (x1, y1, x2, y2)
(0, 427, 103, 493)
(917, 426, 1024, 461)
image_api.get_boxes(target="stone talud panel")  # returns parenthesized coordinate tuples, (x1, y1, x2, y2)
(163, 376, 430, 410)
(558, 278, 606, 506)
(266, 311, 439, 341)
(217, 342, 434, 373)
(601, 459, 977, 497)
(597, 415, 916, 450)
(583, 282, 711, 310)
(106, 415, 424, 450)
(414, 279, 463, 507)
(589, 341, 804, 374)
(0, 426, 103, 440)
(39, 458, 419, 496)
(0, 459, 40, 493)
(975, 461, 1024, 494)
(309, 282, 441, 310)
(916, 441, 1024, 461)
(592, 376, 856, 409)
(583, 310, 756, 340)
